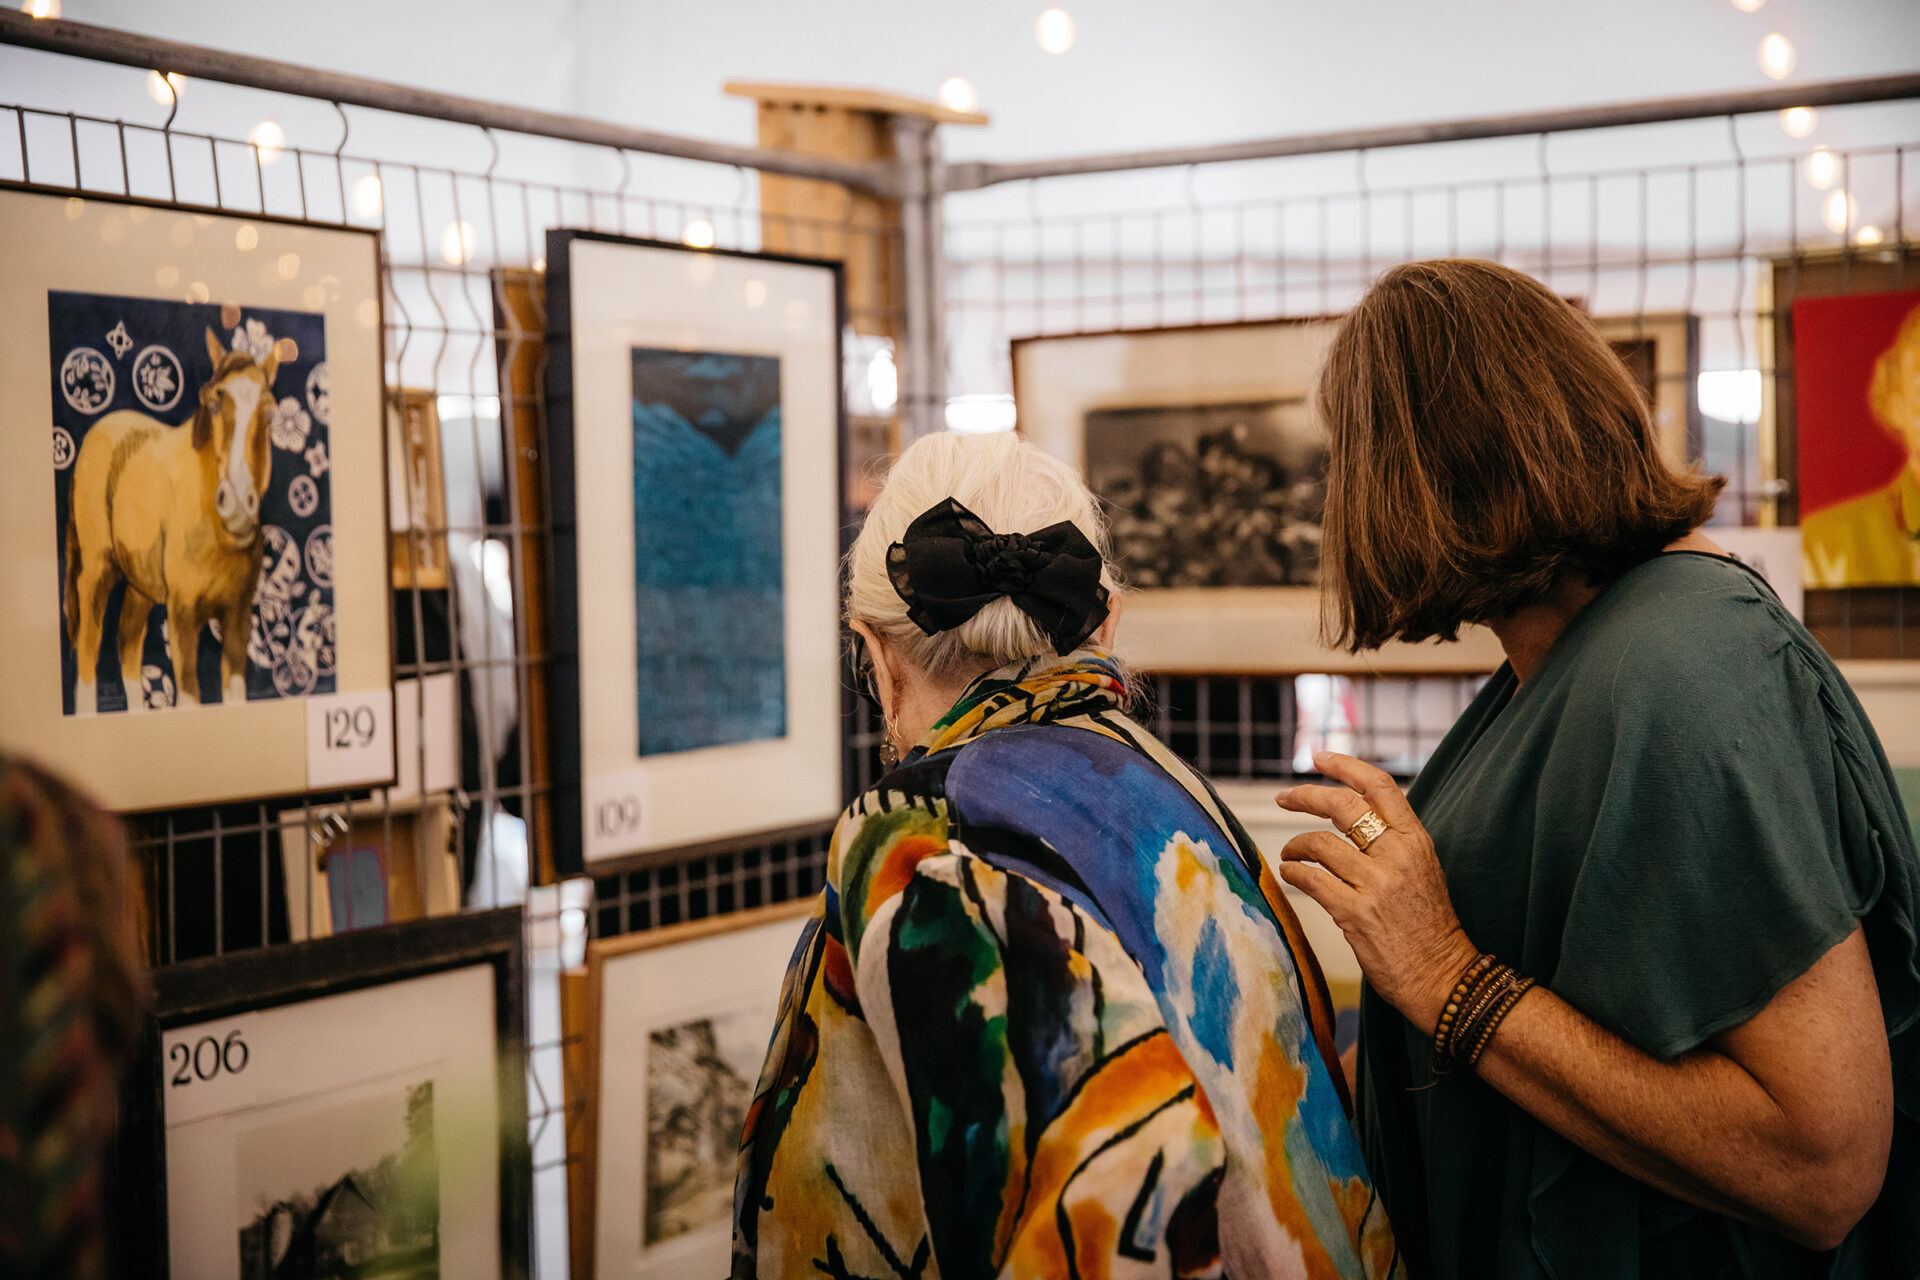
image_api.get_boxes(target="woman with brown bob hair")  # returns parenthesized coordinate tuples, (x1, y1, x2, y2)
(1275, 259, 1919, 1279)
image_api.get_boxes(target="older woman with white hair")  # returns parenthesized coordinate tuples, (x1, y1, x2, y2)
(732, 430, 1402, 1280)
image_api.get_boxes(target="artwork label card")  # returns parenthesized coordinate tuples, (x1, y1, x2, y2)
(306, 689, 394, 790)
(584, 767, 654, 861)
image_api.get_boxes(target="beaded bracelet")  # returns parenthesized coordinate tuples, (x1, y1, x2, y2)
(1431, 953, 1496, 1073)
(1459, 976, 1536, 1070)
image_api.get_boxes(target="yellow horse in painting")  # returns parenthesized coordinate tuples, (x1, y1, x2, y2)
(64, 315, 294, 712)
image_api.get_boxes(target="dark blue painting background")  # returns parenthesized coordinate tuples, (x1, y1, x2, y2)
(49, 292, 334, 714)
(630, 347, 786, 756)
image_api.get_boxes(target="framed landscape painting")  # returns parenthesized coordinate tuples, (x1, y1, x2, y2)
(1012, 320, 1504, 674)
(544, 232, 846, 872)
(561, 900, 813, 1280)
(115, 908, 530, 1280)
(0, 184, 395, 809)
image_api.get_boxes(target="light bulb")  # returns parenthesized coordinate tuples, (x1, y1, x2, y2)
(1730, 0, 1765, 11)
(1804, 148, 1838, 190)
(440, 220, 477, 266)
(681, 218, 715, 249)
(1758, 33, 1795, 80)
(939, 76, 980, 115)
(1037, 8, 1075, 54)
(1779, 106, 1816, 138)
(146, 71, 185, 105)
(1856, 225, 1885, 247)
(247, 120, 285, 165)
(1822, 190, 1855, 234)
(24, 0, 62, 18)
(351, 174, 383, 219)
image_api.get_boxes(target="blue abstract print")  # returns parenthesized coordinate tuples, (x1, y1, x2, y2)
(631, 347, 786, 756)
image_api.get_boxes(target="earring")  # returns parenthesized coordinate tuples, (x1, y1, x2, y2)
(880, 715, 901, 772)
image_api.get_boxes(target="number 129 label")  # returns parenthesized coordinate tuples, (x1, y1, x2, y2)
(305, 690, 395, 790)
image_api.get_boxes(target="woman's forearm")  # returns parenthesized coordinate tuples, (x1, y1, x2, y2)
(1470, 959, 1886, 1251)
(1474, 990, 1802, 1230)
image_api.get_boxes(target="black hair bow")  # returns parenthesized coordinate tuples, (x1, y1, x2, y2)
(886, 497, 1111, 654)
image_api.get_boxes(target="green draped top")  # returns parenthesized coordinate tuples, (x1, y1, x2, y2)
(1355, 551, 1920, 1280)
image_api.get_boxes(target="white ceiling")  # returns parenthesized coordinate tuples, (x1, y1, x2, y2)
(13, 0, 1920, 164)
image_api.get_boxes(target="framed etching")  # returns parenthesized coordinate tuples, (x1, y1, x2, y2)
(0, 184, 395, 809)
(1012, 321, 1504, 674)
(388, 387, 451, 590)
(561, 900, 812, 1280)
(115, 908, 530, 1280)
(1592, 311, 1701, 469)
(544, 232, 846, 872)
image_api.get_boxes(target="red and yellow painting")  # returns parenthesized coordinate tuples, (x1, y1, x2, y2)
(1795, 287, 1920, 587)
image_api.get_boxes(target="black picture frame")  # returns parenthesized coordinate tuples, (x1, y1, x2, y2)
(112, 908, 531, 1280)
(541, 230, 851, 877)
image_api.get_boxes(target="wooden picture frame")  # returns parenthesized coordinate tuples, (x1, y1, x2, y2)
(542, 232, 849, 874)
(1011, 319, 1504, 675)
(1592, 310, 1701, 468)
(561, 899, 813, 1280)
(0, 182, 397, 810)
(388, 387, 451, 590)
(115, 908, 531, 1280)
(277, 796, 463, 940)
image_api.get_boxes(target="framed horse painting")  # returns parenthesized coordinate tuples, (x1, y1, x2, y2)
(0, 184, 395, 810)
(543, 232, 847, 874)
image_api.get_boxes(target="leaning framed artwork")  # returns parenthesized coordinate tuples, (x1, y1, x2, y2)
(561, 899, 813, 1280)
(114, 907, 530, 1280)
(1592, 310, 1701, 469)
(0, 184, 395, 810)
(544, 232, 846, 872)
(1012, 320, 1504, 674)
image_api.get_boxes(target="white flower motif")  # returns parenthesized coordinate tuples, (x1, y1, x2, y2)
(287, 474, 320, 519)
(231, 318, 274, 363)
(105, 320, 133, 359)
(269, 396, 311, 451)
(306, 363, 331, 426)
(304, 441, 330, 478)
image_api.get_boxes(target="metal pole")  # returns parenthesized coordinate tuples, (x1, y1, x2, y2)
(891, 114, 935, 442)
(944, 71, 1920, 190)
(0, 10, 901, 196)
(923, 124, 950, 435)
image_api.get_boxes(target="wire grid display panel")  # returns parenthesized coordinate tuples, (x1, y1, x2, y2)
(947, 106, 1920, 661)
(1, 68, 898, 1278)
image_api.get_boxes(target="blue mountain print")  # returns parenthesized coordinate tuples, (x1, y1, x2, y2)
(631, 348, 786, 757)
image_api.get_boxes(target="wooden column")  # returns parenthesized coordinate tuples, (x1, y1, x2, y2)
(725, 82, 983, 341)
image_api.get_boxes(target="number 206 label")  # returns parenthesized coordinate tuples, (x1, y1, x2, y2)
(305, 691, 395, 790)
(161, 1020, 262, 1123)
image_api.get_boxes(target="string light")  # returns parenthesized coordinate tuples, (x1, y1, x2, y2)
(1856, 225, 1885, 247)
(1779, 106, 1816, 138)
(1758, 33, 1795, 80)
(146, 71, 185, 106)
(351, 174, 383, 219)
(247, 120, 285, 165)
(1804, 148, 1838, 190)
(1036, 8, 1075, 54)
(680, 218, 715, 249)
(1730, 0, 1765, 11)
(440, 220, 477, 265)
(23, 0, 62, 18)
(939, 77, 980, 115)
(1822, 190, 1855, 234)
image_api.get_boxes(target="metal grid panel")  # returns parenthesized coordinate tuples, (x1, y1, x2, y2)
(0, 50, 900, 1279)
(947, 105, 1920, 731)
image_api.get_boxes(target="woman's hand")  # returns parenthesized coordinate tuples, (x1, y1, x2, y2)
(1276, 751, 1482, 1034)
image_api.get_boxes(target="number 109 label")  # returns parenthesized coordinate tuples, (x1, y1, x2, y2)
(305, 690, 395, 790)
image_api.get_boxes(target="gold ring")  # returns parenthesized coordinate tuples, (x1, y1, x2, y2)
(1346, 810, 1390, 851)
